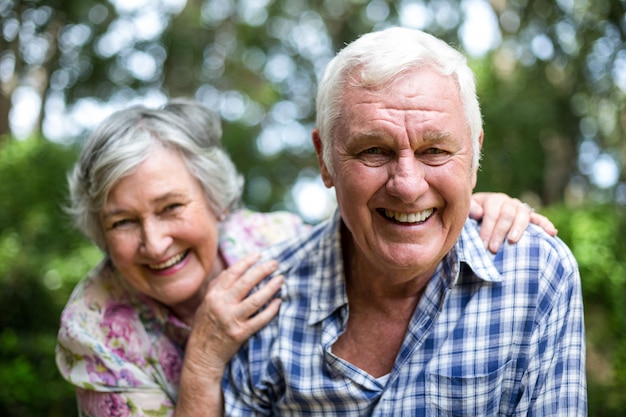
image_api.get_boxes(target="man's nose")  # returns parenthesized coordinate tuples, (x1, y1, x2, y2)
(385, 154, 428, 203)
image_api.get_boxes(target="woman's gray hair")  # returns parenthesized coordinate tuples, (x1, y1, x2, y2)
(67, 98, 243, 251)
(315, 27, 483, 175)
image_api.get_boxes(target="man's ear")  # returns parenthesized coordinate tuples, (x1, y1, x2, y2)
(471, 130, 484, 189)
(312, 128, 334, 188)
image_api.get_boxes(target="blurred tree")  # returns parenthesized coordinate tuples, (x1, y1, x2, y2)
(1, 1, 626, 415)
(0, 137, 101, 416)
(2, 138, 625, 416)
(1, 0, 624, 213)
(544, 203, 626, 416)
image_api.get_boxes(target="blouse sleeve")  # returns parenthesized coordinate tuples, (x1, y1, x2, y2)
(74, 388, 175, 417)
(219, 209, 311, 264)
(56, 264, 180, 416)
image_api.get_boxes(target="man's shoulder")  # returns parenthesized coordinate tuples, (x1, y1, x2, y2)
(492, 223, 580, 309)
(262, 215, 334, 264)
(512, 223, 577, 270)
(461, 218, 579, 288)
(463, 218, 577, 268)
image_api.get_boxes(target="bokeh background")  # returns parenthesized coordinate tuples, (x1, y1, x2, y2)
(1, 0, 625, 415)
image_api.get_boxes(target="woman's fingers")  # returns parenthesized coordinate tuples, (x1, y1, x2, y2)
(476, 195, 558, 252)
(234, 273, 283, 319)
(503, 202, 532, 244)
(474, 193, 524, 252)
(468, 192, 487, 220)
(200, 254, 282, 340)
(243, 296, 282, 334)
(212, 252, 263, 288)
(211, 253, 278, 296)
(529, 212, 558, 237)
(485, 203, 525, 252)
(229, 258, 279, 301)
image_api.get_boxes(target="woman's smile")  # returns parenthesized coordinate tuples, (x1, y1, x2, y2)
(146, 249, 191, 273)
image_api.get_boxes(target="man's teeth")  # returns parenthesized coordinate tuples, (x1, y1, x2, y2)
(384, 208, 433, 223)
(150, 251, 186, 270)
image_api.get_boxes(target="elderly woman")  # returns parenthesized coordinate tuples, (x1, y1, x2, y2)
(55, 99, 556, 416)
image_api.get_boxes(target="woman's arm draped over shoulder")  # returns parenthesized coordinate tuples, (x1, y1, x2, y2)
(470, 192, 557, 253)
(55, 263, 182, 417)
(175, 254, 283, 416)
(56, 255, 284, 417)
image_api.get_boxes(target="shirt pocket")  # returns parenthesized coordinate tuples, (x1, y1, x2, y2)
(426, 359, 516, 417)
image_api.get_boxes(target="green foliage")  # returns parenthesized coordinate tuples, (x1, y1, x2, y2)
(1, 0, 625, 414)
(0, 137, 99, 417)
(544, 204, 626, 416)
(0, 328, 77, 417)
(2, 138, 625, 416)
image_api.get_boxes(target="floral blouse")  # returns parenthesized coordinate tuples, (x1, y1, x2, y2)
(55, 209, 307, 417)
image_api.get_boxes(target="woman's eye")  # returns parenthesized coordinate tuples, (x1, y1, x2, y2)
(165, 203, 182, 211)
(161, 203, 184, 215)
(111, 219, 133, 229)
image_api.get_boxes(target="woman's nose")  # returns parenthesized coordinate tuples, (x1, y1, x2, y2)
(139, 219, 172, 258)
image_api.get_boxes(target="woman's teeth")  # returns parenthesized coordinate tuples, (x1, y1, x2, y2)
(149, 251, 187, 270)
(384, 208, 434, 223)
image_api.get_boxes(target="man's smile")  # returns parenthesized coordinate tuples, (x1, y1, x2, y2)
(379, 208, 434, 224)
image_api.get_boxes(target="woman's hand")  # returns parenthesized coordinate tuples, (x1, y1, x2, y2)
(470, 192, 558, 253)
(177, 253, 282, 416)
(190, 253, 282, 368)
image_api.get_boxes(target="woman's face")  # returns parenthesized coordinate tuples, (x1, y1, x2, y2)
(100, 147, 222, 314)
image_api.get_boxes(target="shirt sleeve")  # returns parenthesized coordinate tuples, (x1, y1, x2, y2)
(522, 241, 587, 415)
(222, 343, 274, 416)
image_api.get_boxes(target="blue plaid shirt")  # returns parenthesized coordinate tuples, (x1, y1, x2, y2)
(223, 210, 586, 416)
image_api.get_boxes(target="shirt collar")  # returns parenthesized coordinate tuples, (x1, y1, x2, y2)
(455, 218, 504, 284)
(307, 209, 349, 325)
(307, 213, 502, 325)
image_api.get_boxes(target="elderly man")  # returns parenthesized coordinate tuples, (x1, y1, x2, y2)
(223, 27, 586, 415)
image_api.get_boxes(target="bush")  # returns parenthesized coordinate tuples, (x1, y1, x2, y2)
(545, 204, 626, 416)
(0, 137, 623, 415)
(0, 137, 98, 417)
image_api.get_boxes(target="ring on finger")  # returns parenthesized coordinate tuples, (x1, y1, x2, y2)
(521, 202, 535, 213)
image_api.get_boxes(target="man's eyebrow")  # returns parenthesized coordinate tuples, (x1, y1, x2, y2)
(422, 130, 452, 142)
(350, 129, 395, 143)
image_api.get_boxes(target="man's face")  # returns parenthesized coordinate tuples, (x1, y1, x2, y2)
(315, 67, 481, 283)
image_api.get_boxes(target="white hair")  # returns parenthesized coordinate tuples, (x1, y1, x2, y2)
(67, 99, 243, 251)
(315, 27, 482, 174)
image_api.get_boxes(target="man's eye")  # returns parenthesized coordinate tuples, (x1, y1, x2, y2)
(360, 147, 391, 157)
(364, 147, 382, 155)
(357, 147, 392, 167)
(425, 148, 446, 154)
(420, 148, 452, 166)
